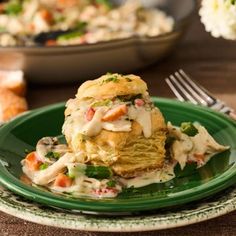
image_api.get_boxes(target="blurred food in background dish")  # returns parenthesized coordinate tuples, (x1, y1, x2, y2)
(0, 0, 196, 83)
(0, 0, 174, 46)
(0, 70, 28, 122)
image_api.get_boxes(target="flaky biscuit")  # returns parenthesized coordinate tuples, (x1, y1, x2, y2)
(71, 108, 167, 177)
(76, 73, 147, 100)
(64, 73, 167, 177)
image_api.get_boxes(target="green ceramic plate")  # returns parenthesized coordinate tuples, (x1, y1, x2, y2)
(0, 98, 235, 213)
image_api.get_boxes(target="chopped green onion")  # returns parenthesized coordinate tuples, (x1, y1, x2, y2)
(67, 164, 86, 178)
(102, 76, 119, 84)
(39, 163, 48, 170)
(5, 0, 22, 15)
(106, 180, 116, 187)
(95, 0, 112, 8)
(91, 99, 112, 107)
(57, 21, 87, 41)
(180, 122, 198, 137)
(45, 151, 60, 159)
(57, 31, 83, 41)
(75, 21, 87, 31)
(85, 166, 113, 179)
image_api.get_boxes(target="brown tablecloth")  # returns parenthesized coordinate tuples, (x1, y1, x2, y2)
(0, 11, 236, 236)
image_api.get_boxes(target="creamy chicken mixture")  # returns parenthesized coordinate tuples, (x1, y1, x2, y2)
(62, 91, 154, 153)
(21, 119, 229, 198)
(167, 122, 229, 169)
(0, 0, 174, 46)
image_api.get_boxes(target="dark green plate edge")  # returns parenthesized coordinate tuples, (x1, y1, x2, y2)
(0, 97, 235, 212)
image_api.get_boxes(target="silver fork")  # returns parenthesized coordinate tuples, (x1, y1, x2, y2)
(165, 69, 236, 120)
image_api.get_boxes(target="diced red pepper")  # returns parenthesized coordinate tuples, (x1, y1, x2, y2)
(54, 173, 72, 187)
(135, 99, 145, 106)
(40, 9, 53, 24)
(102, 104, 127, 122)
(46, 39, 57, 46)
(25, 152, 42, 171)
(85, 107, 95, 121)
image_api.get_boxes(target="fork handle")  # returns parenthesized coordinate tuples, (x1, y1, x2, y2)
(216, 101, 236, 121)
(229, 111, 236, 120)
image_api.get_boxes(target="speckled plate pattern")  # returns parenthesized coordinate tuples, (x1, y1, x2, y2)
(0, 185, 235, 232)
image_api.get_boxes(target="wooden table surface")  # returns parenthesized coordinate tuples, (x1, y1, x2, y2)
(1, 11, 236, 236)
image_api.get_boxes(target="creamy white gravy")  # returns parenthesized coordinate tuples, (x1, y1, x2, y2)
(118, 162, 176, 188)
(63, 102, 152, 140)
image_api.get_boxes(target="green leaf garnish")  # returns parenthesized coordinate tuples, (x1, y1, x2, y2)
(67, 164, 86, 178)
(57, 21, 87, 41)
(39, 163, 49, 170)
(85, 166, 113, 179)
(57, 31, 83, 41)
(5, 0, 22, 15)
(102, 76, 119, 84)
(180, 122, 198, 137)
(75, 21, 87, 31)
(91, 99, 112, 107)
(95, 0, 112, 8)
(106, 180, 116, 187)
(45, 151, 60, 159)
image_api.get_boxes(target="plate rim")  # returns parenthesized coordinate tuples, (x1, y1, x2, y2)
(0, 185, 235, 232)
(0, 98, 235, 213)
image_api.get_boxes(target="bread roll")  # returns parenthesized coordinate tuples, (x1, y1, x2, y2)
(0, 88, 28, 122)
(0, 71, 26, 96)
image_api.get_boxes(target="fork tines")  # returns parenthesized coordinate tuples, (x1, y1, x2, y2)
(165, 69, 236, 118)
(165, 69, 217, 107)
